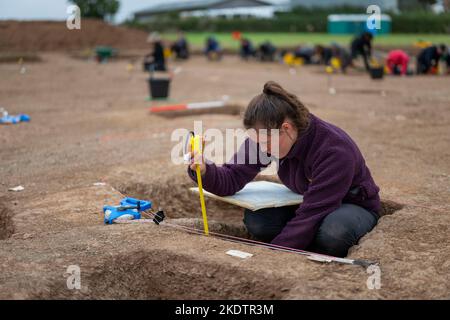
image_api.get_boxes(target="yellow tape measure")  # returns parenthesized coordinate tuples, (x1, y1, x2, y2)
(190, 134, 209, 235)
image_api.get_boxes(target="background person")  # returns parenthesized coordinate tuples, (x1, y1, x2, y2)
(144, 32, 166, 72)
(204, 36, 222, 61)
(330, 43, 352, 73)
(258, 41, 277, 62)
(386, 49, 410, 75)
(315, 44, 351, 73)
(350, 32, 373, 71)
(416, 44, 447, 74)
(314, 45, 333, 65)
(294, 45, 315, 64)
(171, 32, 189, 60)
(240, 38, 256, 61)
(443, 46, 450, 74)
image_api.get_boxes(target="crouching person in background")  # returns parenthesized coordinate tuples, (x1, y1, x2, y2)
(240, 38, 256, 61)
(386, 50, 411, 76)
(350, 32, 373, 72)
(171, 32, 189, 60)
(204, 36, 222, 61)
(258, 41, 277, 62)
(144, 32, 166, 72)
(416, 44, 448, 75)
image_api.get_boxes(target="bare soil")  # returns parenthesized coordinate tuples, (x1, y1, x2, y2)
(0, 20, 150, 52)
(0, 51, 449, 299)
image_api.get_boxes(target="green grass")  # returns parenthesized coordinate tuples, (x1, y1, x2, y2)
(164, 32, 449, 49)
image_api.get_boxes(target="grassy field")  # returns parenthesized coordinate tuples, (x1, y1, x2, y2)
(164, 32, 449, 49)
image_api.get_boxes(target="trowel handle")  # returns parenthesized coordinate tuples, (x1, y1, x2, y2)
(190, 135, 202, 154)
(190, 134, 209, 236)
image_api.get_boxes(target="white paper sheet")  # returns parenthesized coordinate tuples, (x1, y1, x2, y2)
(190, 181, 303, 211)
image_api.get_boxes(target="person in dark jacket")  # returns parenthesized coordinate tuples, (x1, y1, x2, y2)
(294, 45, 315, 64)
(144, 32, 166, 71)
(240, 38, 256, 60)
(205, 36, 222, 61)
(258, 41, 277, 62)
(315, 44, 351, 73)
(350, 32, 373, 71)
(314, 45, 333, 65)
(444, 46, 450, 70)
(188, 81, 380, 257)
(332, 43, 352, 73)
(416, 44, 447, 74)
(444, 47, 450, 74)
(171, 32, 189, 60)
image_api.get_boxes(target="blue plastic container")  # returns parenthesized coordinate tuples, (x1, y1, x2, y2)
(103, 197, 152, 224)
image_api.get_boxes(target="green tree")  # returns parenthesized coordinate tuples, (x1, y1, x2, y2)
(399, 0, 437, 11)
(418, 0, 437, 6)
(69, 0, 120, 20)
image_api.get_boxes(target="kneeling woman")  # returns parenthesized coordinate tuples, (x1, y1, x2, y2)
(188, 81, 380, 257)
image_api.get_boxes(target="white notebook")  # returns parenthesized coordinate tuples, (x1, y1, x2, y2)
(189, 181, 303, 211)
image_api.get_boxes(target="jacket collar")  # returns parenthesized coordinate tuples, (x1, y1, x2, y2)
(284, 113, 316, 160)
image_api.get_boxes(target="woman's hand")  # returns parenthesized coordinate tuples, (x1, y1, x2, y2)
(187, 135, 206, 176)
(189, 149, 206, 176)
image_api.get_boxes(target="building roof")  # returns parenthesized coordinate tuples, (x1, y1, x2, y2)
(290, 0, 398, 11)
(328, 14, 392, 22)
(134, 0, 273, 17)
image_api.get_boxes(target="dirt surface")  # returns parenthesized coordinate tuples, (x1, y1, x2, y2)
(0, 53, 449, 299)
(0, 20, 149, 52)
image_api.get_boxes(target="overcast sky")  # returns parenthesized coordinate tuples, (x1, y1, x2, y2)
(0, 0, 286, 23)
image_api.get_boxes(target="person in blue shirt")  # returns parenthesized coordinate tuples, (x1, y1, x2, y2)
(205, 37, 222, 61)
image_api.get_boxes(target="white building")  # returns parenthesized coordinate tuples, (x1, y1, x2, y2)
(290, 0, 399, 12)
(134, 0, 288, 21)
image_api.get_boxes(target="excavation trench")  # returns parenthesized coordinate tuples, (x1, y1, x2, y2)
(32, 178, 404, 299)
(112, 173, 404, 255)
(37, 249, 291, 299)
(110, 170, 245, 224)
(0, 202, 15, 240)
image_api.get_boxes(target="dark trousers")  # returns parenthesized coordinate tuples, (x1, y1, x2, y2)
(416, 59, 429, 74)
(243, 203, 378, 258)
(351, 48, 371, 71)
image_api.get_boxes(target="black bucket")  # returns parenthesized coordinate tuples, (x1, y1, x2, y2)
(369, 67, 384, 79)
(148, 78, 170, 99)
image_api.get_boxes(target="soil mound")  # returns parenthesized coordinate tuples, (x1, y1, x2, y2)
(0, 19, 149, 52)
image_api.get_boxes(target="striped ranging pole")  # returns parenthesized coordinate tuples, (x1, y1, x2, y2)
(149, 100, 227, 113)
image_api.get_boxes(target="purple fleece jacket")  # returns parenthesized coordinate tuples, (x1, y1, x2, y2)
(188, 113, 381, 250)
